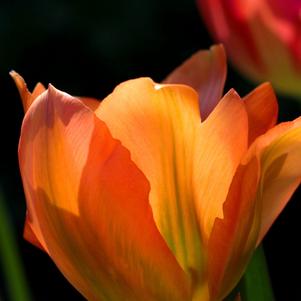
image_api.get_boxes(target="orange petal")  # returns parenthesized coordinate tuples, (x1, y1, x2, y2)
(194, 89, 249, 241)
(10, 71, 45, 112)
(207, 116, 301, 299)
(23, 213, 47, 252)
(207, 157, 260, 300)
(96, 80, 249, 297)
(96, 78, 207, 287)
(246, 117, 301, 244)
(19, 86, 190, 301)
(164, 44, 227, 119)
(243, 82, 278, 145)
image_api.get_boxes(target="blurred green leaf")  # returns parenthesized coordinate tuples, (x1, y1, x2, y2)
(224, 245, 274, 301)
(0, 189, 32, 301)
(239, 245, 275, 301)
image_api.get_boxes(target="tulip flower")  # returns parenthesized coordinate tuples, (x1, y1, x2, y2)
(197, 0, 301, 97)
(13, 45, 301, 301)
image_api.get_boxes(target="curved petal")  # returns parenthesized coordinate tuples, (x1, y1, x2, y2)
(23, 214, 47, 252)
(207, 157, 260, 300)
(19, 86, 190, 301)
(246, 117, 301, 243)
(96, 78, 206, 286)
(207, 116, 301, 299)
(10, 71, 45, 112)
(164, 44, 227, 120)
(194, 89, 249, 241)
(243, 82, 278, 145)
(96, 80, 249, 295)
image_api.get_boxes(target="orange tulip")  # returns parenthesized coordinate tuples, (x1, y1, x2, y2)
(13, 45, 301, 301)
(197, 0, 301, 97)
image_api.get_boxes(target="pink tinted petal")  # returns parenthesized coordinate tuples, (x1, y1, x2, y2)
(164, 44, 227, 119)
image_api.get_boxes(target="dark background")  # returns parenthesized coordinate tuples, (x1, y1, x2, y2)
(0, 0, 300, 300)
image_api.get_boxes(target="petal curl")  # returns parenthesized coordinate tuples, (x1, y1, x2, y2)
(19, 86, 190, 301)
(246, 117, 301, 243)
(164, 44, 227, 119)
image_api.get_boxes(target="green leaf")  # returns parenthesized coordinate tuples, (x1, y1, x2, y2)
(0, 189, 32, 301)
(239, 245, 275, 301)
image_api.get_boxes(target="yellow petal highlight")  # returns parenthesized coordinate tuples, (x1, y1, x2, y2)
(243, 82, 278, 145)
(207, 116, 301, 299)
(207, 157, 260, 300)
(15, 50, 301, 301)
(96, 79, 250, 297)
(164, 44, 227, 119)
(19, 86, 190, 301)
(194, 89, 249, 241)
(10, 71, 45, 112)
(247, 117, 301, 243)
(96, 78, 207, 287)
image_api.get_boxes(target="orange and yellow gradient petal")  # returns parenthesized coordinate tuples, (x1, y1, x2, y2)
(18, 86, 190, 301)
(14, 44, 301, 301)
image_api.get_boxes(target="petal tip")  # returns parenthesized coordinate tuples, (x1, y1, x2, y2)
(210, 43, 226, 55)
(224, 88, 240, 99)
(10, 70, 30, 112)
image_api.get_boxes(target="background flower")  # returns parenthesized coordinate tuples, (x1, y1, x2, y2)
(197, 0, 301, 97)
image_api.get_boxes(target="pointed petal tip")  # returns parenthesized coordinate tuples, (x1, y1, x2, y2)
(47, 83, 56, 92)
(9, 69, 18, 77)
(210, 43, 226, 55)
(163, 44, 227, 119)
(47, 84, 71, 102)
(244, 82, 279, 144)
(260, 81, 273, 89)
(11, 71, 46, 113)
(254, 82, 277, 99)
(10, 71, 30, 112)
(224, 88, 241, 99)
(9, 70, 25, 86)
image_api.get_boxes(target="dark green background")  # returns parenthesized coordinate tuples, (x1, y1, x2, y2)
(0, 0, 300, 300)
